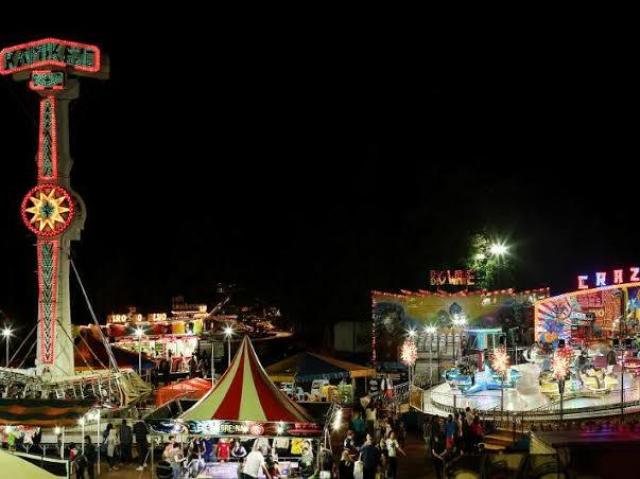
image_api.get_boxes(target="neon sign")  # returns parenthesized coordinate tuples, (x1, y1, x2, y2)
(29, 70, 65, 90)
(577, 267, 640, 289)
(430, 269, 475, 286)
(0, 38, 100, 75)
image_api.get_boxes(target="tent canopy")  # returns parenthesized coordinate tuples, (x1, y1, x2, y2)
(155, 377, 211, 407)
(0, 398, 94, 426)
(265, 352, 376, 383)
(0, 450, 63, 478)
(180, 336, 313, 423)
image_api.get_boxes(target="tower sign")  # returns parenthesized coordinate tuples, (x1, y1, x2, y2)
(1, 38, 108, 376)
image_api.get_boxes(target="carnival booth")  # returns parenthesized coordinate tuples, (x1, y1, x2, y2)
(149, 336, 322, 478)
(265, 352, 376, 404)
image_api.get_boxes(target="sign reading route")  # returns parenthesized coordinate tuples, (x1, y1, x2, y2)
(0, 38, 101, 75)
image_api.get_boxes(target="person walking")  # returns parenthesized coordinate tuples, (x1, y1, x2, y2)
(133, 419, 149, 471)
(242, 447, 272, 479)
(385, 431, 405, 479)
(119, 419, 133, 464)
(359, 437, 379, 479)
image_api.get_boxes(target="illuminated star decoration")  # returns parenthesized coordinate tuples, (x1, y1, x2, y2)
(552, 347, 572, 381)
(490, 346, 510, 375)
(401, 339, 418, 366)
(22, 185, 74, 236)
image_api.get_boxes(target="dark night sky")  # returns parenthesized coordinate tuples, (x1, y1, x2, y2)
(0, 29, 636, 341)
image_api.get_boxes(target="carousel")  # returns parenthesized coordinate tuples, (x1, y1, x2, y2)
(414, 283, 640, 423)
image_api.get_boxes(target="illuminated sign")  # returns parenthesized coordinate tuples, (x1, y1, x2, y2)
(148, 419, 322, 437)
(0, 38, 100, 75)
(430, 270, 475, 286)
(577, 267, 640, 289)
(29, 70, 65, 90)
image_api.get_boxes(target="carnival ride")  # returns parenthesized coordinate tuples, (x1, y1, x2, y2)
(0, 39, 150, 419)
(444, 366, 521, 394)
(419, 340, 640, 422)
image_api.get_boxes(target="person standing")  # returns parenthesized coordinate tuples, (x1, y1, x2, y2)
(343, 430, 357, 454)
(84, 435, 96, 479)
(431, 431, 447, 479)
(69, 443, 84, 479)
(470, 415, 484, 450)
(217, 438, 230, 462)
(454, 412, 464, 453)
(444, 414, 456, 451)
(300, 441, 315, 478)
(188, 436, 205, 477)
(359, 437, 379, 479)
(119, 420, 133, 464)
(204, 436, 216, 463)
(242, 447, 272, 479)
(163, 437, 183, 479)
(105, 425, 119, 471)
(189, 355, 198, 378)
(339, 449, 354, 479)
(133, 419, 149, 471)
(351, 411, 366, 445)
(376, 438, 388, 478)
(232, 440, 248, 461)
(385, 431, 405, 479)
(607, 347, 617, 375)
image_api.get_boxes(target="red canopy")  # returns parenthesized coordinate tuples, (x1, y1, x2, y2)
(180, 336, 313, 423)
(155, 378, 212, 407)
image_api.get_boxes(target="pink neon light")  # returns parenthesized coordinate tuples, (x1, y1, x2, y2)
(613, 269, 624, 284)
(577, 275, 589, 289)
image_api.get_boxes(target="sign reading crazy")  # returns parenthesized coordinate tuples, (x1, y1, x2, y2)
(577, 266, 640, 289)
(0, 38, 100, 75)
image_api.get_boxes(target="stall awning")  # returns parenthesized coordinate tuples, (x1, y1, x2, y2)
(155, 377, 212, 407)
(0, 398, 94, 426)
(265, 352, 376, 383)
(180, 336, 314, 423)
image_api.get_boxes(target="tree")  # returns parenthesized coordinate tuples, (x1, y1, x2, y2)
(465, 233, 514, 290)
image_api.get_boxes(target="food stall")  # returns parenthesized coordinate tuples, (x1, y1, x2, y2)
(148, 337, 323, 478)
(265, 352, 376, 404)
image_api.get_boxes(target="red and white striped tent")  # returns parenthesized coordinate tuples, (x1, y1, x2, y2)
(180, 336, 314, 424)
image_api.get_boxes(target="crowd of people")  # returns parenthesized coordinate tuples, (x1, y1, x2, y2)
(423, 408, 485, 479)
(150, 352, 212, 386)
(159, 435, 316, 479)
(319, 407, 408, 479)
